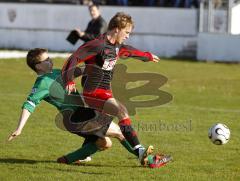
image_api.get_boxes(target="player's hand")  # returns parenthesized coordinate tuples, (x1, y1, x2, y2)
(66, 81, 77, 95)
(151, 54, 160, 62)
(8, 129, 22, 141)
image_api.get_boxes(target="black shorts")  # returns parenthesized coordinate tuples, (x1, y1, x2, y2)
(56, 107, 113, 140)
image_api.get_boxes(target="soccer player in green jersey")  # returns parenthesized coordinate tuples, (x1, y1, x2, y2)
(8, 48, 137, 164)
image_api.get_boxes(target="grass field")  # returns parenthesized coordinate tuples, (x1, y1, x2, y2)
(0, 57, 240, 180)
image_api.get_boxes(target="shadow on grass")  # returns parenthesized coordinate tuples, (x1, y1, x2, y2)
(0, 158, 143, 176)
(0, 158, 113, 175)
(0, 158, 141, 168)
(75, 163, 141, 168)
(0, 158, 55, 164)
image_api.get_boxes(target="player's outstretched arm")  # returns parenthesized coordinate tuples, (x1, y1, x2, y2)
(8, 109, 31, 141)
(119, 45, 160, 62)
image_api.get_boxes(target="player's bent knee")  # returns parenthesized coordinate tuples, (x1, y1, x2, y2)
(96, 137, 112, 150)
(111, 130, 125, 141)
(104, 137, 112, 149)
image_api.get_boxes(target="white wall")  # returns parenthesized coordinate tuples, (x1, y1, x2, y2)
(197, 33, 240, 62)
(231, 4, 240, 35)
(0, 3, 197, 57)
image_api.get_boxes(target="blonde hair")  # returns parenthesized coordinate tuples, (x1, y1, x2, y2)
(108, 12, 134, 31)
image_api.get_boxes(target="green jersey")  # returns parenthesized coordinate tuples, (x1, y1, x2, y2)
(22, 69, 79, 113)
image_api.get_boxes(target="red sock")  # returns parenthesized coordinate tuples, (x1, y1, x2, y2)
(119, 118, 141, 149)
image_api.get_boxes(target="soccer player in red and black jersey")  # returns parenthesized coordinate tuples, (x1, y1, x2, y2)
(62, 12, 172, 167)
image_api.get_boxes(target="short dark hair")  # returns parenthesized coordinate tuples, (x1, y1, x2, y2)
(26, 48, 48, 71)
(89, 4, 99, 10)
(108, 12, 134, 31)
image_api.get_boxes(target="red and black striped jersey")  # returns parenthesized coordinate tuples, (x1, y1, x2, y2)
(62, 34, 153, 90)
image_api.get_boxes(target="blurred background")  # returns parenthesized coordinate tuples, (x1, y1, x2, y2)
(0, 0, 239, 62)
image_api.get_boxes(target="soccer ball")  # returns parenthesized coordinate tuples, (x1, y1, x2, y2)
(208, 123, 230, 145)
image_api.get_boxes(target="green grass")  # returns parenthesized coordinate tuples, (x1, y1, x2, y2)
(0, 58, 240, 180)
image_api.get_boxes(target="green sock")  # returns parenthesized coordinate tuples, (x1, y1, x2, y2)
(120, 139, 137, 156)
(65, 142, 99, 163)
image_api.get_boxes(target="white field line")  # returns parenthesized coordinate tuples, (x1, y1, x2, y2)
(0, 50, 70, 59)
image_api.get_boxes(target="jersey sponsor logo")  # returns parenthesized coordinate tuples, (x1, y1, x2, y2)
(102, 58, 117, 70)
